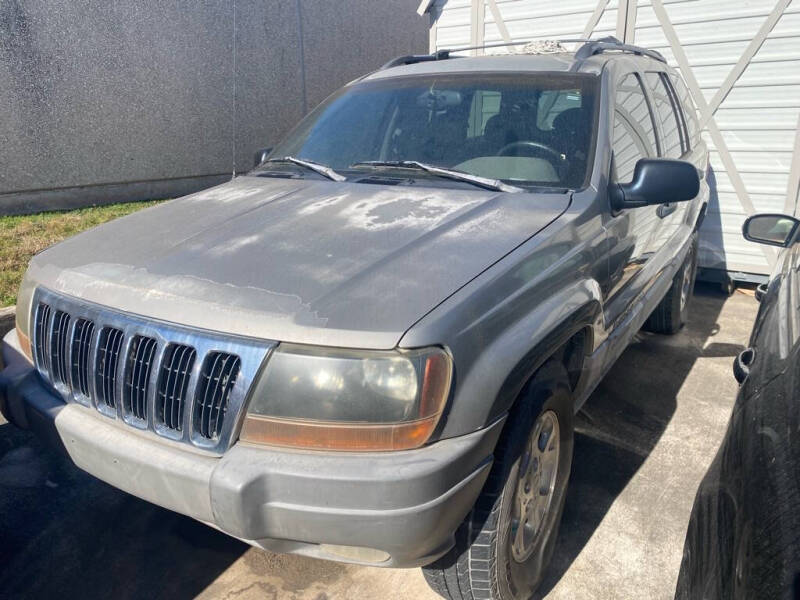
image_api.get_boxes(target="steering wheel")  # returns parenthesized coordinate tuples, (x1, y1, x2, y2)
(496, 141, 565, 165)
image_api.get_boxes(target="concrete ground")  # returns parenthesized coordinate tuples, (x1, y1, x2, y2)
(0, 284, 757, 600)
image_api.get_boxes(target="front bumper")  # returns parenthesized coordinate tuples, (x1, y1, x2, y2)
(0, 329, 503, 567)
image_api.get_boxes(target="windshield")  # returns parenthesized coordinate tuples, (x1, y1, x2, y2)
(265, 73, 600, 190)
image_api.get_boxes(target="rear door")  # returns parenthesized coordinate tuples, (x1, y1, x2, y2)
(604, 72, 663, 325)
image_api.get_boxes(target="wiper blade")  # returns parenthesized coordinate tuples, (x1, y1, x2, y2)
(264, 156, 346, 182)
(351, 160, 523, 193)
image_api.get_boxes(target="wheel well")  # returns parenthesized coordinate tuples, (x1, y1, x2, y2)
(695, 202, 708, 230)
(553, 328, 589, 391)
(513, 327, 590, 404)
(490, 307, 598, 425)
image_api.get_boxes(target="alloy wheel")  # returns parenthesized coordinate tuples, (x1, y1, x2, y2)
(510, 410, 560, 562)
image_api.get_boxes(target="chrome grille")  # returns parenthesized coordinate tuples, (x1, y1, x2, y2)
(30, 288, 273, 454)
(34, 303, 52, 374)
(50, 311, 71, 388)
(156, 344, 196, 432)
(194, 352, 241, 441)
(70, 319, 95, 398)
(96, 327, 124, 409)
(124, 335, 158, 421)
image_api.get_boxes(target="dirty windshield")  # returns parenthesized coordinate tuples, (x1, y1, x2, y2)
(265, 73, 599, 190)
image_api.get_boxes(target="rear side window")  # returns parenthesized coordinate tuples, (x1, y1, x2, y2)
(645, 72, 684, 158)
(669, 73, 700, 146)
(613, 73, 658, 183)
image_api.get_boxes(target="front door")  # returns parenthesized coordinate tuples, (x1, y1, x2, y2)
(604, 72, 664, 326)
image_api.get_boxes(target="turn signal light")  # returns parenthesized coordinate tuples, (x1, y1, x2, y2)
(16, 324, 32, 363)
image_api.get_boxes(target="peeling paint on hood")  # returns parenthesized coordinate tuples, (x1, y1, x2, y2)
(26, 176, 570, 348)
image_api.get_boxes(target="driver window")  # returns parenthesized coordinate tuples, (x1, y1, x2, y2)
(613, 73, 658, 183)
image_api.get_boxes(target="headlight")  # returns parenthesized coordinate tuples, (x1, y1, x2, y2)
(240, 344, 452, 451)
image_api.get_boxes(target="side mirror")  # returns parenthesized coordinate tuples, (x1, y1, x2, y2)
(254, 147, 273, 168)
(742, 213, 800, 248)
(609, 158, 700, 211)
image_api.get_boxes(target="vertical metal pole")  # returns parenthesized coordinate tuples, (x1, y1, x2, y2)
(786, 114, 800, 217)
(625, 0, 638, 43)
(616, 0, 637, 43)
(615, 0, 628, 41)
(470, 0, 483, 55)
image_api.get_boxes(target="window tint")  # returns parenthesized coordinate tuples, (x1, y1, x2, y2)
(645, 72, 684, 158)
(613, 73, 658, 183)
(670, 73, 700, 146)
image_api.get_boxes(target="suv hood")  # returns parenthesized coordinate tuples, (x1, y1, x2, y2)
(26, 177, 570, 348)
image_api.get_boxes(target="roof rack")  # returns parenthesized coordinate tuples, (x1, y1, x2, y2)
(379, 39, 588, 70)
(379, 50, 453, 70)
(379, 36, 666, 71)
(574, 36, 666, 63)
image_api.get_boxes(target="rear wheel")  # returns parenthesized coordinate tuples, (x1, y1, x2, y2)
(644, 233, 698, 335)
(422, 361, 574, 600)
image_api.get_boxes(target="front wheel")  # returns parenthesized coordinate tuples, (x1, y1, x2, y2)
(643, 233, 698, 335)
(422, 361, 574, 600)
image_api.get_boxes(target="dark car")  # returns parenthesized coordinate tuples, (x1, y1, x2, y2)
(675, 213, 800, 599)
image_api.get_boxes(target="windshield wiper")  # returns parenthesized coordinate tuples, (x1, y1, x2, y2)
(351, 160, 523, 193)
(263, 156, 346, 182)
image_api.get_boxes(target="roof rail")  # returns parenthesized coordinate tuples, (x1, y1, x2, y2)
(379, 50, 452, 70)
(379, 37, 666, 71)
(575, 36, 667, 63)
(379, 39, 590, 70)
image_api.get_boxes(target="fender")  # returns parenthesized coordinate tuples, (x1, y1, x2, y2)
(463, 278, 604, 433)
(405, 276, 605, 440)
(490, 299, 599, 420)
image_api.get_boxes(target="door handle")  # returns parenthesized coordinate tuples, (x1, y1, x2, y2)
(657, 203, 677, 218)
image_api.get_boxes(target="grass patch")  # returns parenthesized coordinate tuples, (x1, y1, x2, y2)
(0, 201, 163, 307)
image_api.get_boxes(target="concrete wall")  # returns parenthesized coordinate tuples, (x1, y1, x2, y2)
(0, 0, 428, 215)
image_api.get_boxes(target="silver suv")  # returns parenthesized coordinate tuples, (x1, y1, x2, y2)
(1, 38, 707, 600)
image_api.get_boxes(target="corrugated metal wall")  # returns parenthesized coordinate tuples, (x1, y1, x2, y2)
(429, 0, 800, 279)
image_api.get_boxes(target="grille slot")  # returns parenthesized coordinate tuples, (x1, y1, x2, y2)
(194, 352, 241, 441)
(34, 303, 53, 373)
(70, 319, 95, 397)
(156, 344, 196, 431)
(123, 336, 157, 421)
(50, 310, 71, 388)
(95, 327, 125, 408)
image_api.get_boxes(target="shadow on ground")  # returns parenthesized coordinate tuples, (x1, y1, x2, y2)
(0, 419, 247, 600)
(535, 282, 741, 597)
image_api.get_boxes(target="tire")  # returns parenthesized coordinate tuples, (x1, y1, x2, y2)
(422, 360, 574, 600)
(643, 233, 698, 335)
